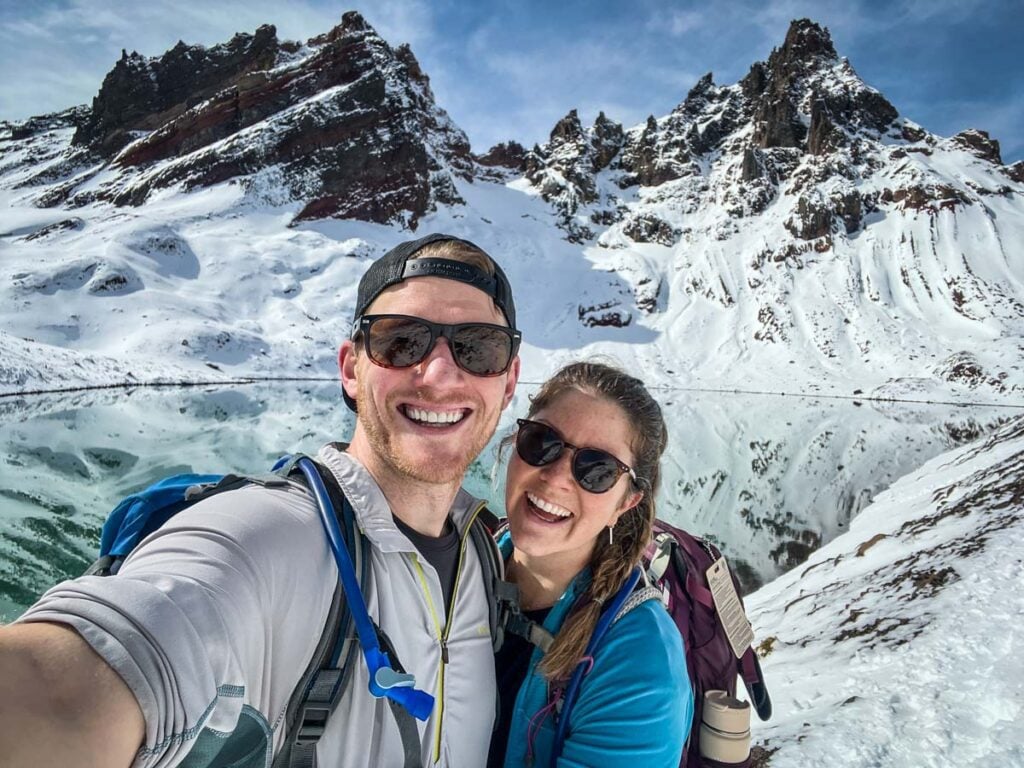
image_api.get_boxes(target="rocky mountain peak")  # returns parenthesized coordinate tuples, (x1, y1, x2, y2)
(24, 13, 473, 227)
(339, 9, 371, 34)
(778, 18, 838, 66)
(308, 10, 374, 45)
(516, 8, 1018, 318)
(592, 112, 625, 171)
(550, 109, 585, 145)
(395, 43, 430, 89)
(474, 141, 527, 174)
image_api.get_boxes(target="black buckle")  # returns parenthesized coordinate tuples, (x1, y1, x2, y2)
(295, 704, 332, 744)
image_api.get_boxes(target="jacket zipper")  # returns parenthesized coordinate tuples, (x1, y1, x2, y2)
(411, 500, 488, 764)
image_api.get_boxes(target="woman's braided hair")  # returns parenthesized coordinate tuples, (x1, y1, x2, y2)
(524, 361, 668, 682)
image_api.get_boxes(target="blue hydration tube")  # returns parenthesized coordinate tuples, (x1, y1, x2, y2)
(552, 566, 643, 764)
(293, 456, 435, 721)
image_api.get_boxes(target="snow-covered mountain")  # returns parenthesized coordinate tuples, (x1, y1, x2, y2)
(519, 20, 1024, 400)
(2, 15, 1022, 404)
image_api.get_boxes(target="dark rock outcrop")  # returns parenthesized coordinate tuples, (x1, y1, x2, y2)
(952, 129, 1002, 164)
(475, 141, 527, 171)
(523, 109, 626, 221)
(1007, 161, 1024, 183)
(619, 115, 690, 187)
(742, 148, 764, 181)
(622, 214, 678, 246)
(880, 184, 972, 214)
(750, 20, 895, 152)
(74, 25, 281, 156)
(831, 191, 864, 233)
(591, 112, 624, 172)
(785, 195, 834, 240)
(63, 12, 472, 226)
(6, 107, 89, 141)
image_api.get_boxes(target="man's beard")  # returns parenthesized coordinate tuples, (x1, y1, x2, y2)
(356, 376, 496, 486)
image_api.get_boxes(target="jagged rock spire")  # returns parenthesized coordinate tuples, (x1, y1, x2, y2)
(56, 14, 473, 226)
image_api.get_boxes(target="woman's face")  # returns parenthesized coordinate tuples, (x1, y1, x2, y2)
(505, 388, 642, 569)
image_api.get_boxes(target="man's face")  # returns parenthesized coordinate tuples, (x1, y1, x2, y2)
(340, 276, 520, 486)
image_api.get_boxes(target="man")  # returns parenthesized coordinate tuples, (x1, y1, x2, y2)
(0, 233, 521, 768)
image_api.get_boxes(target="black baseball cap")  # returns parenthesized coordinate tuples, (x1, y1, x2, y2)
(344, 233, 517, 411)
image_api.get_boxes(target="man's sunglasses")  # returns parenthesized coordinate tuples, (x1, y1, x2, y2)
(354, 314, 521, 377)
(515, 419, 638, 494)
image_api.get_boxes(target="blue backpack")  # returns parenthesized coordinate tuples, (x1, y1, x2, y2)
(85, 452, 508, 768)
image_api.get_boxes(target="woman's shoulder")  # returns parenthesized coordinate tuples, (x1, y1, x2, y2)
(600, 595, 685, 664)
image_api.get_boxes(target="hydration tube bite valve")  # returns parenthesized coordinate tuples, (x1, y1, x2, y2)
(290, 456, 436, 721)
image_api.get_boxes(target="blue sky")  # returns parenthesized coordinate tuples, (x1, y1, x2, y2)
(1, 0, 1021, 163)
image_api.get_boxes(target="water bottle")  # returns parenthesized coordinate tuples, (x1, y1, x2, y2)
(699, 690, 751, 764)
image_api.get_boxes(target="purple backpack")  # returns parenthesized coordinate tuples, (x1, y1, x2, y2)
(646, 520, 772, 768)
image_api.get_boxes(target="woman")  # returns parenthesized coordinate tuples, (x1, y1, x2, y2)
(490, 361, 693, 768)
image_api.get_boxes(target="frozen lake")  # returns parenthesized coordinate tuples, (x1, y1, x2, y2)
(0, 381, 1014, 621)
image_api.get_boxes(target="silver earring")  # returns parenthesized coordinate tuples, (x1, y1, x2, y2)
(607, 525, 614, 546)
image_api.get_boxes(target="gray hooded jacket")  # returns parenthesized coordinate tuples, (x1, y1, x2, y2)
(19, 445, 497, 767)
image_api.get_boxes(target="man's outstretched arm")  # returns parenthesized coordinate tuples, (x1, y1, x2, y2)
(0, 621, 144, 768)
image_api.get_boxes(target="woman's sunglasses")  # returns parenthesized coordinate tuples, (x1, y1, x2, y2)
(354, 314, 521, 377)
(515, 419, 638, 494)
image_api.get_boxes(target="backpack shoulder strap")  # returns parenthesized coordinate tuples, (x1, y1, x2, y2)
(271, 457, 358, 768)
(274, 456, 424, 768)
(468, 505, 518, 651)
(613, 584, 662, 622)
(551, 567, 644, 767)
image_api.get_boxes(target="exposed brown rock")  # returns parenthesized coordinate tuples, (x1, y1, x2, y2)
(1006, 161, 1024, 183)
(831, 190, 863, 233)
(880, 184, 971, 214)
(622, 214, 678, 246)
(807, 98, 843, 155)
(952, 129, 1002, 164)
(475, 141, 527, 170)
(578, 301, 631, 327)
(753, 94, 805, 149)
(741, 148, 764, 181)
(7, 107, 88, 141)
(619, 115, 689, 187)
(70, 12, 472, 226)
(901, 124, 927, 142)
(591, 111, 624, 171)
(74, 24, 281, 156)
(785, 195, 834, 239)
(550, 108, 585, 145)
(740, 61, 768, 99)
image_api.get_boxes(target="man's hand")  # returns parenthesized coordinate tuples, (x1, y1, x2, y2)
(0, 621, 144, 768)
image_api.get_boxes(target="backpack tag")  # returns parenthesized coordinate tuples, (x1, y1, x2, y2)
(706, 556, 755, 659)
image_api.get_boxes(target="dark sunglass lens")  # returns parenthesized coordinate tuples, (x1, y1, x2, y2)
(367, 317, 432, 368)
(573, 449, 622, 493)
(452, 326, 512, 375)
(517, 422, 564, 466)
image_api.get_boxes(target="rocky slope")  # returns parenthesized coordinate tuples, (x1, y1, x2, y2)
(747, 414, 1024, 766)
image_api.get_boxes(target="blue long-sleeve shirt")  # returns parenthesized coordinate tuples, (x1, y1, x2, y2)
(498, 538, 693, 768)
